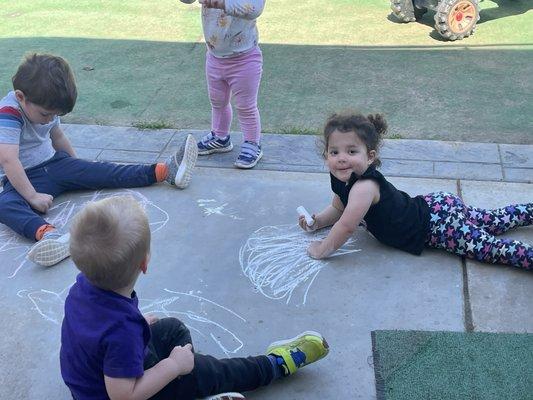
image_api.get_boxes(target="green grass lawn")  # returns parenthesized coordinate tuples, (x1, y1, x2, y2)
(1, 0, 531, 45)
(0, 1, 531, 143)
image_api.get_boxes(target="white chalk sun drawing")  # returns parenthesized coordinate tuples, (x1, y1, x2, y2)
(18, 285, 246, 357)
(239, 224, 360, 305)
(0, 189, 169, 279)
(197, 199, 243, 220)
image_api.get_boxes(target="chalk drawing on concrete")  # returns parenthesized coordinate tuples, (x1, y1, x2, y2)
(239, 224, 360, 305)
(19, 285, 245, 357)
(140, 289, 246, 356)
(197, 199, 243, 220)
(17, 286, 71, 325)
(0, 189, 169, 279)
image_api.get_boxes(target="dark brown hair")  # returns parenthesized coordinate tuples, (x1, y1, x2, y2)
(12, 53, 77, 114)
(321, 112, 388, 167)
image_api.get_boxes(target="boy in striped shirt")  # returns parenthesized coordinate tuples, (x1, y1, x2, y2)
(0, 53, 198, 267)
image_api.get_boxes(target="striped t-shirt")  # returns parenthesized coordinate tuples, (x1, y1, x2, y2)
(0, 91, 58, 178)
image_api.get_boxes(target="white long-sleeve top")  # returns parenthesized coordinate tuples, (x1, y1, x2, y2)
(202, 0, 265, 58)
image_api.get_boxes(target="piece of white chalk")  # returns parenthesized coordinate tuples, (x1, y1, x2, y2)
(297, 206, 315, 226)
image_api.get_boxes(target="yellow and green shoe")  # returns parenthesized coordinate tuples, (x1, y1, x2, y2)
(266, 331, 329, 376)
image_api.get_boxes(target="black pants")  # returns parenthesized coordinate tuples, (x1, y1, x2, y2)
(144, 318, 274, 400)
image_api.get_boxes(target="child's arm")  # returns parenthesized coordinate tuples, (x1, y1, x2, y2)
(143, 314, 159, 325)
(105, 344, 194, 400)
(307, 180, 379, 259)
(50, 125, 77, 157)
(299, 195, 344, 232)
(200, 0, 265, 20)
(0, 143, 53, 213)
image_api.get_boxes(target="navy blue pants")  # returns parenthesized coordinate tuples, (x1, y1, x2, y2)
(144, 318, 274, 400)
(0, 152, 157, 240)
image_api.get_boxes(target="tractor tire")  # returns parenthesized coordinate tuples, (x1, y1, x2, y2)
(391, 0, 426, 22)
(434, 0, 480, 40)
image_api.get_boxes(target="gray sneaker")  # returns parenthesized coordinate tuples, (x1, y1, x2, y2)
(27, 230, 70, 267)
(166, 134, 198, 189)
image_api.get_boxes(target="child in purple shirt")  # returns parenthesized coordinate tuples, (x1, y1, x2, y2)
(60, 195, 329, 400)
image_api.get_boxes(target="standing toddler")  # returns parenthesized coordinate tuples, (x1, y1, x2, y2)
(182, 0, 265, 168)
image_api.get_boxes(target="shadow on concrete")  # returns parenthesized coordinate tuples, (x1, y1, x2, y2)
(0, 37, 532, 144)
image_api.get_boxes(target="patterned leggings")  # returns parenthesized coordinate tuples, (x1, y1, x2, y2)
(424, 192, 532, 270)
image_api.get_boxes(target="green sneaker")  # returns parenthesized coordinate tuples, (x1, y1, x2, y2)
(266, 331, 329, 376)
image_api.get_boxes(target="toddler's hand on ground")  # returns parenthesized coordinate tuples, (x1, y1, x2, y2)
(307, 240, 324, 259)
(169, 343, 194, 376)
(28, 192, 53, 213)
(199, 0, 225, 9)
(299, 214, 317, 232)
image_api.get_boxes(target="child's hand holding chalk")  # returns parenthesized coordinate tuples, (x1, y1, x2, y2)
(297, 206, 317, 232)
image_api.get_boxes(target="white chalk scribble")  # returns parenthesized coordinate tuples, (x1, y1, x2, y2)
(239, 224, 360, 305)
(197, 199, 242, 220)
(19, 285, 245, 357)
(17, 286, 71, 325)
(0, 189, 169, 279)
(140, 289, 246, 356)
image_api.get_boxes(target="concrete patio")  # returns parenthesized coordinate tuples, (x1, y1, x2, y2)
(0, 125, 531, 399)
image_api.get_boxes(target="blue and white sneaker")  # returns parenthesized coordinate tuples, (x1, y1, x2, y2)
(234, 141, 263, 169)
(197, 132, 233, 155)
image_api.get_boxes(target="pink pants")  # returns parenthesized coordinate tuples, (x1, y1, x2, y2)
(206, 46, 263, 144)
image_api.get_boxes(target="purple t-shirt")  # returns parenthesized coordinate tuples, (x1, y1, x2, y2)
(60, 273, 151, 400)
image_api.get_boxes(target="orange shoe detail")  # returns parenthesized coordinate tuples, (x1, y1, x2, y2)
(35, 224, 55, 241)
(155, 163, 169, 183)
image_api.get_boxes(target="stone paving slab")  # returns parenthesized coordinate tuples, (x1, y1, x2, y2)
(460, 180, 533, 333)
(380, 139, 500, 164)
(0, 170, 464, 400)
(434, 161, 503, 181)
(500, 144, 533, 168)
(500, 143, 533, 183)
(63, 124, 175, 152)
(99, 149, 160, 164)
(505, 168, 533, 183)
(64, 124, 532, 183)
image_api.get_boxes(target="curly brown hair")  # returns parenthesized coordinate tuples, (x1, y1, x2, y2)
(321, 112, 388, 167)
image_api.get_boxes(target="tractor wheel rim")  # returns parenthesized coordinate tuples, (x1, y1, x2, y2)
(448, 1, 476, 33)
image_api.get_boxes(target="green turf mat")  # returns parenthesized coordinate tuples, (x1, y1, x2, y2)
(371, 330, 533, 400)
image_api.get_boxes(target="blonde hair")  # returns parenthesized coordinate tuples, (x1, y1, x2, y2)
(69, 196, 151, 291)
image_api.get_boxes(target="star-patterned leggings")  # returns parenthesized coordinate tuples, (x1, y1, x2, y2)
(424, 192, 532, 270)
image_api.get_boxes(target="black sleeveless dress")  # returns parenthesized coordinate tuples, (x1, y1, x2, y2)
(330, 166, 430, 255)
